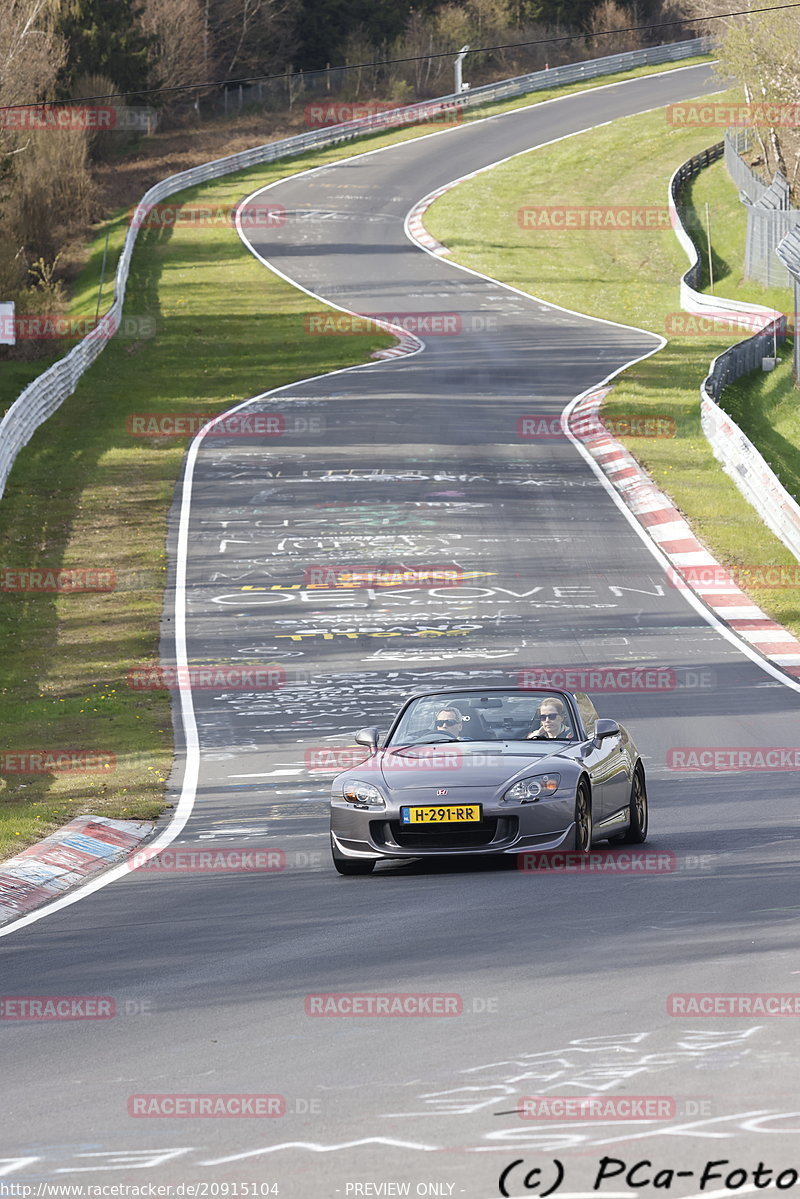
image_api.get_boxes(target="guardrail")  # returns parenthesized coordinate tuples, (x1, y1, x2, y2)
(669, 146, 800, 562)
(0, 35, 713, 501)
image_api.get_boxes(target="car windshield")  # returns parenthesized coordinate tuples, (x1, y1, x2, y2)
(388, 692, 577, 745)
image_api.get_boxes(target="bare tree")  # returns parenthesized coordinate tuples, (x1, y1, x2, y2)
(714, 6, 800, 194)
(0, 0, 68, 295)
(139, 0, 210, 97)
(209, 0, 297, 81)
(0, 0, 65, 140)
(585, 0, 646, 52)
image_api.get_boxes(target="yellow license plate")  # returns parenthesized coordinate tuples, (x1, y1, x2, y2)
(400, 804, 482, 824)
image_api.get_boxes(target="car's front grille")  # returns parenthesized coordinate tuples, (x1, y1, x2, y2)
(380, 817, 517, 850)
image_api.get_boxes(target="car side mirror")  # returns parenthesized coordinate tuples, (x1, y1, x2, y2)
(594, 718, 620, 743)
(354, 727, 380, 750)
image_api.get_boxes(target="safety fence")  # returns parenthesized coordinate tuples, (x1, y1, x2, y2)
(724, 128, 769, 201)
(776, 226, 800, 383)
(669, 147, 800, 562)
(724, 129, 800, 288)
(0, 35, 713, 500)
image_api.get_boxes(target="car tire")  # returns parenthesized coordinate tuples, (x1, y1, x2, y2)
(331, 846, 376, 875)
(620, 766, 648, 844)
(571, 782, 592, 853)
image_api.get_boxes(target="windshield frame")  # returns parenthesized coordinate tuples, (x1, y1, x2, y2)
(383, 687, 584, 747)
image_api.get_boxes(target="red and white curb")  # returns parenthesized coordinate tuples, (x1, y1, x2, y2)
(370, 330, 421, 360)
(570, 387, 800, 679)
(0, 815, 155, 925)
(369, 186, 452, 358)
(406, 187, 454, 257)
(371, 183, 457, 358)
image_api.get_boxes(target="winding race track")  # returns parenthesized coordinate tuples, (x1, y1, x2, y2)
(5, 64, 800, 1196)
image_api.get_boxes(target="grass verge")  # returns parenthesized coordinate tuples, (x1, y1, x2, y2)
(424, 98, 800, 635)
(0, 159, 394, 861)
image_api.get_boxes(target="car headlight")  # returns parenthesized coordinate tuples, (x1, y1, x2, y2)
(503, 773, 561, 803)
(342, 780, 386, 808)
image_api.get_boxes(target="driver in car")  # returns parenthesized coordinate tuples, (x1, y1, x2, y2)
(434, 706, 467, 739)
(526, 697, 572, 740)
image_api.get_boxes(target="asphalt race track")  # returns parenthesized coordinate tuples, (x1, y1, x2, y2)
(4, 64, 800, 1197)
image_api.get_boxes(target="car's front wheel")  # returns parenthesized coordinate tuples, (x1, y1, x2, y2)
(571, 782, 592, 853)
(331, 843, 376, 876)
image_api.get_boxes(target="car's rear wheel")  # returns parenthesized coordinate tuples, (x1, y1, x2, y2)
(571, 782, 592, 853)
(621, 767, 648, 844)
(331, 844, 376, 875)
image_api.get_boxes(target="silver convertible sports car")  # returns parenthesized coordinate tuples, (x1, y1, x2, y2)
(329, 686, 647, 874)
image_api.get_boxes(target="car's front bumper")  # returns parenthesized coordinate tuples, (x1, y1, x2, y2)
(330, 794, 575, 860)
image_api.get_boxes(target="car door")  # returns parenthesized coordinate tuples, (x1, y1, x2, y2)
(572, 692, 627, 822)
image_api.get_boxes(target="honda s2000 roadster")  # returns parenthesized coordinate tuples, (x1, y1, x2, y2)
(329, 686, 647, 875)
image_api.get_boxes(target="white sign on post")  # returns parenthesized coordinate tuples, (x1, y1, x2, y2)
(0, 302, 15, 346)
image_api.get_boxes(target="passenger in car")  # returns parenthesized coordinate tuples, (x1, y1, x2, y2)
(526, 698, 573, 740)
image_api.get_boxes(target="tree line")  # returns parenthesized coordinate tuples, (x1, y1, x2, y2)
(2, 0, 796, 351)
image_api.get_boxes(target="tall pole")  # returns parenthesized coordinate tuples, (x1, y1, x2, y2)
(94, 227, 111, 324)
(791, 279, 796, 383)
(454, 46, 470, 94)
(705, 201, 714, 294)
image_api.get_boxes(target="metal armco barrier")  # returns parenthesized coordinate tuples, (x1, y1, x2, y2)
(669, 148, 800, 563)
(0, 36, 712, 501)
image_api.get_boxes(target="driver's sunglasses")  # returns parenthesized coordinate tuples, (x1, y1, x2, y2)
(540, 713, 560, 720)
(436, 718, 458, 727)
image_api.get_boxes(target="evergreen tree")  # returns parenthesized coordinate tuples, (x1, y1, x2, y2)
(53, 0, 153, 96)
(296, 0, 416, 70)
